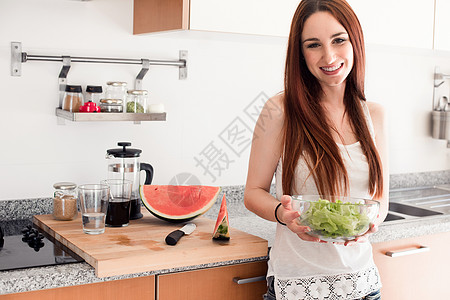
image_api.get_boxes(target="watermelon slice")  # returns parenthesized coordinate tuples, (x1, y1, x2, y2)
(140, 185, 221, 223)
(212, 194, 230, 240)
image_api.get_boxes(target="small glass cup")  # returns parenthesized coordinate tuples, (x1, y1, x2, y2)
(101, 179, 133, 227)
(78, 184, 110, 234)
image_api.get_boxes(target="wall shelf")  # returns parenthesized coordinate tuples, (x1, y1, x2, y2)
(55, 108, 166, 122)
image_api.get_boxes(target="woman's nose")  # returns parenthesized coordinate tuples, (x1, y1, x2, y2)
(322, 45, 336, 64)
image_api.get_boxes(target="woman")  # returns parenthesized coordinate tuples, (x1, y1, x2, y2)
(244, 0, 389, 299)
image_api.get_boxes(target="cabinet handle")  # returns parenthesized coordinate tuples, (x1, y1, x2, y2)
(233, 275, 266, 285)
(385, 246, 430, 257)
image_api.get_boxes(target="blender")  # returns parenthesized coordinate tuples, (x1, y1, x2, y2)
(106, 142, 153, 219)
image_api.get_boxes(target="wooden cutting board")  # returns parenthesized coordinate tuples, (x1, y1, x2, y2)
(33, 211, 268, 278)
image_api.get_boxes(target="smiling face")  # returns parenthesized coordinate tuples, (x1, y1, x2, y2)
(301, 11, 354, 89)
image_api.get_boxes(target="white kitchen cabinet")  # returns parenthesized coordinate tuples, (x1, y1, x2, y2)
(189, 0, 298, 36)
(434, 0, 450, 51)
(135, 0, 436, 49)
(372, 231, 450, 299)
(133, 0, 298, 36)
(347, 0, 434, 49)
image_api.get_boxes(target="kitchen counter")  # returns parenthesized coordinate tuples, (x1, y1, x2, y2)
(2, 174, 450, 295)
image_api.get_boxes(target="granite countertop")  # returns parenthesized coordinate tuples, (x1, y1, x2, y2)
(2, 198, 450, 295)
(1, 171, 450, 295)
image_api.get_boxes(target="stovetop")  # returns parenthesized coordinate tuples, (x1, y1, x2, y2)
(0, 219, 84, 271)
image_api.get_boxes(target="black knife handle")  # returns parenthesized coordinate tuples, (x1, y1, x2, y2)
(165, 229, 185, 246)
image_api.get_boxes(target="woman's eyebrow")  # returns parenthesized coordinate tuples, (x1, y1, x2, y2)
(302, 32, 348, 44)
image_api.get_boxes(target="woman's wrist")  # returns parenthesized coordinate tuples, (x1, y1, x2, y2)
(274, 203, 287, 225)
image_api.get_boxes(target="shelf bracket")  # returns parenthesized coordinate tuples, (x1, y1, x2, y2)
(179, 50, 187, 80)
(135, 59, 150, 90)
(11, 42, 22, 76)
(58, 56, 71, 108)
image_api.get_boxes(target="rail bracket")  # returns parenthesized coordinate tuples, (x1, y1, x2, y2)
(11, 42, 22, 76)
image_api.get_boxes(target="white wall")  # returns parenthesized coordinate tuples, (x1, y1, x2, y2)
(0, 0, 449, 200)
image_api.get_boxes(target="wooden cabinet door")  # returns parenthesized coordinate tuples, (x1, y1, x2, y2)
(157, 261, 268, 300)
(372, 231, 450, 299)
(347, 0, 434, 49)
(134, 0, 189, 34)
(0, 276, 155, 300)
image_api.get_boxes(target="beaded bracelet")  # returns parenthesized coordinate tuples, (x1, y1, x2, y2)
(274, 203, 286, 226)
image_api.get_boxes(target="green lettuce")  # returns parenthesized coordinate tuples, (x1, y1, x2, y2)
(300, 199, 370, 239)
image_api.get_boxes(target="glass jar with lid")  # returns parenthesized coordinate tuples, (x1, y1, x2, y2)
(62, 85, 84, 112)
(85, 85, 103, 106)
(53, 182, 78, 221)
(100, 99, 123, 113)
(126, 90, 148, 113)
(105, 81, 127, 111)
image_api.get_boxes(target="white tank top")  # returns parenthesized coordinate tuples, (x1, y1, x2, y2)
(268, 101, 382, 299)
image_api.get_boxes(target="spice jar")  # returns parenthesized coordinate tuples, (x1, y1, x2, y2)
(62, 85, 84, 112)
(126, 90, 148, 113)
(105, 81, 127, 111)
(53, 182, 78, 221)
(85, 85, 103, 106)
(99, 99, 123, 113)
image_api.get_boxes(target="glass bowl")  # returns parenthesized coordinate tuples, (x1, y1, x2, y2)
(291, 195, 379, 242)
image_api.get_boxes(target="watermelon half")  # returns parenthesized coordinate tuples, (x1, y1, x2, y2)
(140, 185, 221, 223)
(212, 194, 230, 240)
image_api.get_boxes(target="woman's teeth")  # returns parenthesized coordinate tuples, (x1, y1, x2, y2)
(321, 63, 342, 72)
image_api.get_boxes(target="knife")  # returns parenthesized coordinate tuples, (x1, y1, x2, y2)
(165, 223, 196, 246)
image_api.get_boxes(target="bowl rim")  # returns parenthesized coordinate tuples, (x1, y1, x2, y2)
(291, 195, 380, 207)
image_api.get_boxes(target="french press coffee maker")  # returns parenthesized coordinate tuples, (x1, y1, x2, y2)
(106, 142, 154, 219)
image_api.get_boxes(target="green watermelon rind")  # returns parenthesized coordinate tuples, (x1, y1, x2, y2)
(213, 216, 230, 240)
(140, 185, 221, 223)
(212, 194, 230, 240)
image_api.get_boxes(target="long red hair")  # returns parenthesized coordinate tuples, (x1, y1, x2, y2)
(282, 0, 383, 198)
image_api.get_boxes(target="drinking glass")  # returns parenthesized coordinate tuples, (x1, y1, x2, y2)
(101, 179, 133, 227)
(78, 184, 110, 234)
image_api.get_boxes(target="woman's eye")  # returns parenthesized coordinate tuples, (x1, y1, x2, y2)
(333, 38, 347, 44)
(306, 43, 320, 49)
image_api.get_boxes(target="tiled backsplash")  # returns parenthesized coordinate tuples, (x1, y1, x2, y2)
(1, 170, 449, 221)
(389, 170, 450, 189)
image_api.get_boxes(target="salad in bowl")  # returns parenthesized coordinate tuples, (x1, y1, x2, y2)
(291, 195, 379, 242)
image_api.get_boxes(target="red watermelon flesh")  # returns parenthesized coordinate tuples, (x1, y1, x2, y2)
(213, 194, 230, 240)
(140, 185, 221, 223)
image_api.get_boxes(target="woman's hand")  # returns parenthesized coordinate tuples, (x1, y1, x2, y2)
(342, 223, 378, 246)
(279, 195, 322, 242)
(278, 195, 378, 245)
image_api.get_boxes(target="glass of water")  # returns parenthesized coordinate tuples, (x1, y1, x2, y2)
(78, 184, 110, 234)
